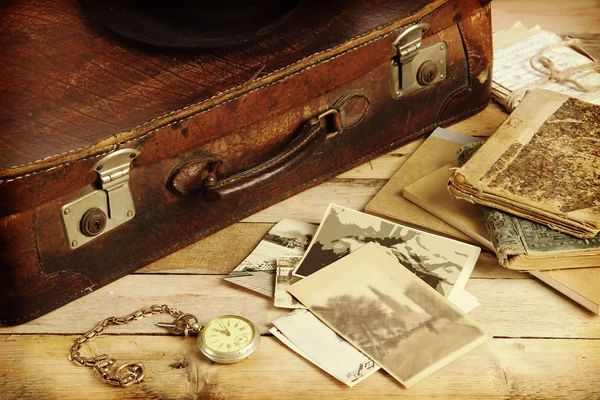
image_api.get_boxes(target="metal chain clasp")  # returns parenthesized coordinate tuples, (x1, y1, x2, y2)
(93, 359, 145, 387)
(69, 304, 192, 388)
(156, 313, 202, 336)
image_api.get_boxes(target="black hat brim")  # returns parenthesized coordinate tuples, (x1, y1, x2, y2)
(79, 1, 300, 49)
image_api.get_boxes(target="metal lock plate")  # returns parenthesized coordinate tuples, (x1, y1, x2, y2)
(391, 23, 447, 98)
(60, 148, 139, 250)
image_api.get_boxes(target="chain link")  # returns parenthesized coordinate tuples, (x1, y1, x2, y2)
(68, 304, 197, 387)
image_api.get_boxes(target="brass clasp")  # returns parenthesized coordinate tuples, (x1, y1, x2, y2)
(157, 313, 201, 336)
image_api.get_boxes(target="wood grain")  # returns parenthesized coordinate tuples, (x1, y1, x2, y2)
(139, 223, 524, 279)
(1, 3, 598, 399)
(1, 335, 599, 400)
(139, 223, 275, 274)
(492, 0, 600, 34)
(242, 178, 386, 223)
(0, 276, 597, 338)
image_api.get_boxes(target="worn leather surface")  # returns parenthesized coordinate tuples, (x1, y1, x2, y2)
(171, 91, 371, 199)
(0, 0, 493, 325)
(0, 0, 436, 175)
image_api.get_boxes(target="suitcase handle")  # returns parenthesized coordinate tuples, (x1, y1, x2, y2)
(169, 91, 370, 200)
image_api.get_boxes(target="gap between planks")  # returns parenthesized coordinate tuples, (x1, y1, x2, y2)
(1, 335, 599, 400)
(138, 221, 522, 279)
(1, 275, 597, 338)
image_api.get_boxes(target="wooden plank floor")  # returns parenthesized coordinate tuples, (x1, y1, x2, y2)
(1, 2, 599, 399)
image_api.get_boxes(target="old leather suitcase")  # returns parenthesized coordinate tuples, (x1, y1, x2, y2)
(0, 0, 492, 325)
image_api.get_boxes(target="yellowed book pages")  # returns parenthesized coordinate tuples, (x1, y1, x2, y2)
(365, 128, 483, 244)
(531, 268, 600, 315)
(404, 166, 600, 314)
(403, 161, 494, 252)
(449, 89, 600, 239)
(403, 160, 600, 313)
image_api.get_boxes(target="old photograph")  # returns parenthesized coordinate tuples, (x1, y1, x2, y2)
(288, 243, 490, 388)
(274, 256, 305, 309)
(292, 204, 480, 304)
(224, 219, 316, 297)
(271, 309, 380, 387)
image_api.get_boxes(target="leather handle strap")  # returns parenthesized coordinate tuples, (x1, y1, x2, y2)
(169, 91, 370, 200)
(202, 110, 335, 201)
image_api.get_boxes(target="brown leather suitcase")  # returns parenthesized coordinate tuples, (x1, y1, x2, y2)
(0, 0, 492, 325)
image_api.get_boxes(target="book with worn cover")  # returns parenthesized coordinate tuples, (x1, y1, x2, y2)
(365, 127, 483, 244)
(448, 89, 600, 239)
(483, 208, 600, 271)
(405, 173, 600, 312)
(458, 141, 600, 270)
(419, 141, 600, 271)
(437, 142, 600, 313)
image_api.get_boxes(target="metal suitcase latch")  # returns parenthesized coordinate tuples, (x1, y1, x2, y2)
(391, 22, 447, 98)
(60, 148, 139, 250)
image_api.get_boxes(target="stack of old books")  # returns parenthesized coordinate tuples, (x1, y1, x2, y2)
(366, 88, 600, 315)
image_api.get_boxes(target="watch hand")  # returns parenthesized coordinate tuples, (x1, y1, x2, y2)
(218, 323, 231, 336)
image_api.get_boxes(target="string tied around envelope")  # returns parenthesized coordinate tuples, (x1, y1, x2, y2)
(506, 38, 600, 111)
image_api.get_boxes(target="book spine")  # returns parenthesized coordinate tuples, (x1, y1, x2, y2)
(482, 207, 526, 266)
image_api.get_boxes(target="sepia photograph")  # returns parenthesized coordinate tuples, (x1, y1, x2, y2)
(224, 219, 316, 297)
(271, 309, 380, 387)
(292, 204, 480, 304)
(288, 243, 490, 388)
(274, 256, 305, 309)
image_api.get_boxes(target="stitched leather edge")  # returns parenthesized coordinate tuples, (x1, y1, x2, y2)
(0, 101, 487, 326)
(2, 0, 452, 177)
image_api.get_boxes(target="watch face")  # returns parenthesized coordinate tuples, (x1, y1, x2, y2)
(202, 316, 256, 353)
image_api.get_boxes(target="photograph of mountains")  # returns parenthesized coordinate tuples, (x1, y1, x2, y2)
(293, 204, 480, 299)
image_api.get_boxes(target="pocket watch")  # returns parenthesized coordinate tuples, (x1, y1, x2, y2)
(197, 315, 261, 364)
(68, 304, 261, 387)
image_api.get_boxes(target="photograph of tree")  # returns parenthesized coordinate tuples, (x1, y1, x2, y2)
(288, 243, 490, 388)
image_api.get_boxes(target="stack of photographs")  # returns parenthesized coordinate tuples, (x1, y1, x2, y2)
(288, 243, 490, 388)
(270, 309, 380, 387)
(274, 256, 305, 309)
(224, 219, 316, 297)
(292, 204, 481, 313)
(224, 205, 488, 388)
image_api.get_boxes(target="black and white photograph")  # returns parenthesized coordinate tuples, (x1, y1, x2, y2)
(270, 309, 380, 387)
(288, 243, 490, 388)
(274, 256, 305, 309)
(292, 204, 480, 306)
(224, 219, 316, 297)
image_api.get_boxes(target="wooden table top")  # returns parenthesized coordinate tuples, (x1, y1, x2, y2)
(1, 1, 599, 399)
